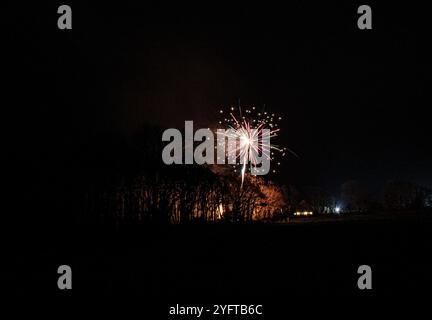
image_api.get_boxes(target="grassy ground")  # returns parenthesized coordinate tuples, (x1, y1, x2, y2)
(12, 213, 432, 301)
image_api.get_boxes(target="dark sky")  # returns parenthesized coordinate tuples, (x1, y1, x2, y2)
(7, 2, 432, 196)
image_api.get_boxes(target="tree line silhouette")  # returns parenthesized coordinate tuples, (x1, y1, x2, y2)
(81, 126, 286, 225)
(79, 127, 431, 225)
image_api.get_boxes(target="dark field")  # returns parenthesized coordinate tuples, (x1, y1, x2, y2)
(13, 214, 432, 302)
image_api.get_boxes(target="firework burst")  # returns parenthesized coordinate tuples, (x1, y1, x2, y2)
(216, 105, 294, 187)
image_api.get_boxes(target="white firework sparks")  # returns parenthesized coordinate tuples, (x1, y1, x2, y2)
(217, 105, 292, 187)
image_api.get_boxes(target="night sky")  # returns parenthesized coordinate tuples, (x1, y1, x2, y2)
(7, 2, 431, 199)
(6, 1, 432, 304)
